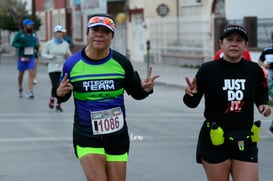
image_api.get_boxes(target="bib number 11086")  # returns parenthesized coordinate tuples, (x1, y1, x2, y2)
(91, 107, 124, 135)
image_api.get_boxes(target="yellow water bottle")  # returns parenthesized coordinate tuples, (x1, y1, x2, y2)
(210, 122, 225, 146)
(251, 120, 261, 142)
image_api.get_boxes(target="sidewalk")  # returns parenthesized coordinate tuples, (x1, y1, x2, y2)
(131, 61, 198, 89)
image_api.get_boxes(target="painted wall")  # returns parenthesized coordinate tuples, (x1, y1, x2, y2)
(127, 0, 177, 62)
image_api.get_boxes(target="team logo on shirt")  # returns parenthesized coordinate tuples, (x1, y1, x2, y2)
(222, 79, 246, 112)
(82, 80, 115, 91)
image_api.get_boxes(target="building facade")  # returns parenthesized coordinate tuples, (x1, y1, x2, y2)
(33, 0, 273, 65)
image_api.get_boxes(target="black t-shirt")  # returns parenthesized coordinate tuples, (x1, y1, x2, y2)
(183, 58, 268, 131)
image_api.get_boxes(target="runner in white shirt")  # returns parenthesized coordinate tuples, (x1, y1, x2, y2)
(41, 25, 72, 112)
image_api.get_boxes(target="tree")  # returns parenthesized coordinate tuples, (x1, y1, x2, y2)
(0, 0, 41, 32)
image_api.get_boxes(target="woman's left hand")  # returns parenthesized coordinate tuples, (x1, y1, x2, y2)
(258, 104, 271, 117)
(141, 67, 160, 92)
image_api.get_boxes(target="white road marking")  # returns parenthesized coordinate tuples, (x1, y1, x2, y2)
(0, 137, 71, 143)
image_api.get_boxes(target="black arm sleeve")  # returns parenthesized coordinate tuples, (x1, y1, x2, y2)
(183, 93, 202, 108)
(55, 80, 72, 103)
(126, 70, 151, 100)
(56, 91, 72, 103)
(112, 50, 151, 100)
(183, 63, 206, 108)
(255, 65, 269, 106)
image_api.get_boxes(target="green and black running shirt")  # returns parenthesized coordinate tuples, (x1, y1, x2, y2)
(59, 48, 150, 136)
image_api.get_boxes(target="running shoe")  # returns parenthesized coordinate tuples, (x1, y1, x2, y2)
(19, 89, 23, 98)
(56, 104, 63, 112)
(33, 79, 37, 85)
(26, 91, 34, 99)
(49, 97, 54, 109)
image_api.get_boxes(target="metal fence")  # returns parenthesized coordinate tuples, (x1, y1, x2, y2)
(148, 16, 273, 66)
(148, 16, 213, 66)
(256, 19, 273, 48)
(229, 18, 273, 49)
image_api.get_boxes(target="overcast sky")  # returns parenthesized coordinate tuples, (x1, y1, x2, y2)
(226, 0, 271, 19)
(23, 0, 31, 11)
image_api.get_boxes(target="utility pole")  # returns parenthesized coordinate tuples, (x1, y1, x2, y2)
(32, 0, 36, 28)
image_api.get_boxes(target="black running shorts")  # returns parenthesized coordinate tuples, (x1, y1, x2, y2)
(196, 121, 258, 164)
(73, 124, 130, 159)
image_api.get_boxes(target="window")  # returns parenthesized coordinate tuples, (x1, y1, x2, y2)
(181, 0, 202, 7)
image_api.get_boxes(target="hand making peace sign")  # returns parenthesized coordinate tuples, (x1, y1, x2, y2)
(141, 67, 160, 92)
(56, 73, 73, 97)
(185, 76, 197, 96)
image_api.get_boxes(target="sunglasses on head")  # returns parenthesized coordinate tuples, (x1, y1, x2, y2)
(88, 16, 116, 32)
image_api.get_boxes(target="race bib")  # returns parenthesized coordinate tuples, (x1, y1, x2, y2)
(20, 57, 30, 62)
(91, 107, 124, 135)
(24, 47, 34, 55)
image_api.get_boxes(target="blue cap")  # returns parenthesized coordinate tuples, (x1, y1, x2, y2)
(23, 19, 34, 25)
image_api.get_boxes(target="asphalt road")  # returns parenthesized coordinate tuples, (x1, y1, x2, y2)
(0, 56, 272, 181)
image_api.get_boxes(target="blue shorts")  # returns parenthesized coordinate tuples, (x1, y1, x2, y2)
(17, 57, 35, 72)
